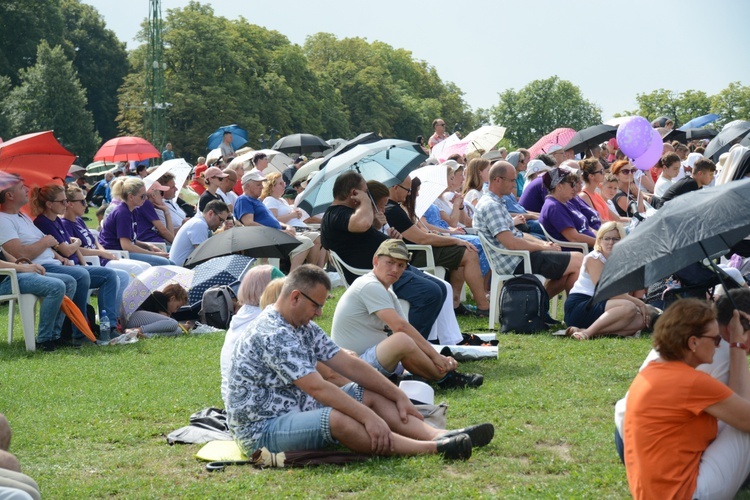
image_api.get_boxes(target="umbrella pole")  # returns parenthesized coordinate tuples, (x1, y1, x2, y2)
(699, 241, 740, 312)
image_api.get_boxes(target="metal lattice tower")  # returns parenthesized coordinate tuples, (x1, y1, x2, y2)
(145, 0, 166, 151)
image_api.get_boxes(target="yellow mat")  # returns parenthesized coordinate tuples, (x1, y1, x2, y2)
(195, 440, 247, 462)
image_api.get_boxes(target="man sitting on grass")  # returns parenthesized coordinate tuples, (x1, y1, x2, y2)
(332, 239, 483, 389)
(226, 264, 494, 460)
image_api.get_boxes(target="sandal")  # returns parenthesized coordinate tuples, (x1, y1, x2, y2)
(571, 331, 590, 341)
(565, 326, 583, 337)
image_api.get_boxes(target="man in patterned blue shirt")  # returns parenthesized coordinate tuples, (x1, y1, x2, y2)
(226, 264, 493, 460)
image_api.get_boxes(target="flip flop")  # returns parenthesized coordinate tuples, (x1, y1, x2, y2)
(565, 326, 583, 337)
(571, 331, 590, 340)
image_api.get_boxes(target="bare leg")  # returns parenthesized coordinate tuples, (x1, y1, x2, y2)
(306, 238, 322, 268)
(448, 269, 463, 308)
(459, 251, 490, 310)
(0, 414, 10, 451)
(376, 333, 446, 380)
(361, 390, 442, 441)
(579, 300, 644, 339)
(329, 410, 437, 456)
(317, 248, 328, 269)
(289, 249, 310, 271)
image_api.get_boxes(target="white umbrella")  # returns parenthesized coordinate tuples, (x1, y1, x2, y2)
(206, 148, 222, 164)
(429, 133, 462, 163)
(410, 163, 449, 219)
(604, 116, 634, 127)
(290, 157, 325, 185)
(462, 125, 506, 155)
(144, 158, 193, 201)
(229, 149, 292, 176)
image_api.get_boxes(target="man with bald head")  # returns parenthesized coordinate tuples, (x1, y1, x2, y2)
(474, 161, 581, 299)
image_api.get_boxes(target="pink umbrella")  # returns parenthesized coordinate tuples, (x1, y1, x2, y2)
(94, 136, 160, 162)
(527, 128, 577, 160)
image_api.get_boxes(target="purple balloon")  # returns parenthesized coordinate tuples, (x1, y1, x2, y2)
(616, 116, 653, 159)
(633, 129, 663, 171)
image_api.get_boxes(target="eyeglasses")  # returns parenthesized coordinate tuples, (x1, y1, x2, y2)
(619, 168, 636, 175)
(298, 290, 325, 311)
(51, 198, 68, 204)
(699, 334, 722, 347)
(396, 184, 412, 194)
(601, 237, 621, 243)
(593, 170, 604, 175)
(216, 215, 227, 224)
(436, 122, 445, 126)
(68, 199, 87, 205)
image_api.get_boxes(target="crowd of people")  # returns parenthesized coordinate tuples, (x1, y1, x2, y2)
(2, 114, 750, 495)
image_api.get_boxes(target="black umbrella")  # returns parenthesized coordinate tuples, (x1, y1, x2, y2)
(183, 226, 301, 268)
(704, 121, 750, 161)
(659, 127, 686, 144)
(563, 125, 617, 155)
(684, 128, 718, 141)
(272, 133, 330, 155)
(317, 132, 380, 169)
(593, 179, 750, 304)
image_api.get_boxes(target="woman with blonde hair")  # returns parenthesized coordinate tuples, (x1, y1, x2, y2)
(462, 158, 490, 206)
(563, 221, 649, 340)
(98, 177, 172, 266)
(30, 184, 124, 342)
(260, 172, 325, 267)
(220, 265, 284, 405)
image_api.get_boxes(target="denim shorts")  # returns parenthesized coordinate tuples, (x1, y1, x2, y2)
(254, 382, 364, 453)
(360, 345, 404, 377)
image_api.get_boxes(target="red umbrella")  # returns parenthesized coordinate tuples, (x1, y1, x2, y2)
(94, 136, 160, 162)
(0, 131, 76, 188)
(527, 128, 577, 160)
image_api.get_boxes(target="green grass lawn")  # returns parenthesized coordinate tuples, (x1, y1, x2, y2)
(0, 285, 651, 499)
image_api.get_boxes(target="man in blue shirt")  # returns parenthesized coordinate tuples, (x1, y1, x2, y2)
(161, 142, 175, 161)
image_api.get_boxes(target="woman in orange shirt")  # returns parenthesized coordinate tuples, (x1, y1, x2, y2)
(624, 299, 750, 499)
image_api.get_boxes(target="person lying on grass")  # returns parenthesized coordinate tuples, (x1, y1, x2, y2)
(226, 264, 494, 460)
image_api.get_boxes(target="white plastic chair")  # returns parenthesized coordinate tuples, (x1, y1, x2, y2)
(0, 268, 40, 351)
(538, 225, 589, 318)
(328, 251, 411, 313)
(477, 233, 541, 330)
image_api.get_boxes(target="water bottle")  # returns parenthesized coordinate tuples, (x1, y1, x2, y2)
(100, 310, 110, 337)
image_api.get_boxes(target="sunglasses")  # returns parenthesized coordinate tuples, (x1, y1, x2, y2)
(68, 199, 87, 205)
(51, 199, 68, 204)
(699, 334, 722, 347)
(593, 169, 604, 175)
(298, 290, 325, 311)
(619, 168, 636, 175)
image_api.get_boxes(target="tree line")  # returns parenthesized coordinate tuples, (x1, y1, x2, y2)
(0, 0, 748, 164)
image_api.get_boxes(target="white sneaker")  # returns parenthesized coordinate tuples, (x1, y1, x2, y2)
(190, 322, 223, 334)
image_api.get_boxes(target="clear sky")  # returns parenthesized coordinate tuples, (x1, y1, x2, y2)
(83, 0, 750, 120)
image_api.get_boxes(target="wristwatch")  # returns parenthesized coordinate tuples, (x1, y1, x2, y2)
(729, 342, 747, 350)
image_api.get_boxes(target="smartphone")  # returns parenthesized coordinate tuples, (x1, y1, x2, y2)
(742, 316, 750, 332)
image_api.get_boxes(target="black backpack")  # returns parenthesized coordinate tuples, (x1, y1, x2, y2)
(199, 285, 236, 329)
(499, 275, 549, 333)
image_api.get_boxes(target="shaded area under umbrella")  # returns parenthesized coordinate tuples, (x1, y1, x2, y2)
(704, 121, 750, 161)
(684, 128, 718, 141)
(207, 124, 248, 152)
(297, 139, 427, 215)
(95, 136, 160, 163)
(317, 132, 380, 170)
(290, 157, 325, 186)
(564, 125, 617, 155)
(593, 179, 750, 304)
(272, 133, 330, 155)
(188, 255, 255, 304)
(121, 265, 194, 321)
(229, 149, 292, 176)
(183, 226, 301, 268)
(144, 158, 193, 200)
(0, 131, 76, 188)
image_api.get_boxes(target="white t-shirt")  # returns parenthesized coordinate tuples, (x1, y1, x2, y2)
(263, 196, 308, 228)
(464, 188, 483, 206)
(569, 251, 606, 296)
(159, 199, 186, 231)
(653, 176, 674, 198)
(331, 272, 405, 355)
(220, 304, 261, 406)
(218, 189, 237, 207)
(0, 212, 58, 265)
(168, 214, 209, 266)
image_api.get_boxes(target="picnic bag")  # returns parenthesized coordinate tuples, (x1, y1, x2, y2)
(199, 285, 236, 329)
(499, 275, 549, 333)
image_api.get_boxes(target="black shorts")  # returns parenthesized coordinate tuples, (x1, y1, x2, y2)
(513, 250, 570, 280)
(411, 245, 465, 271)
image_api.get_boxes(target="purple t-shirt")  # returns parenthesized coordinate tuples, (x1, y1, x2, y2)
(34, 215, 81, 265)
(569, 196, 602, 231)
(518, 176, 547, 213)
(60, 216, 108, 266)
(134, 200, 164, 243)
(99, 202, 135, 250)
(539, 197, 595, 243)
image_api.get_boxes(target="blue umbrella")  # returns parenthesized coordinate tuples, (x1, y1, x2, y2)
(207, 125, 248, 152)
(188, 255, 255, 304)
(297, 139, 427, 215)
(678, 113, 719, 131)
